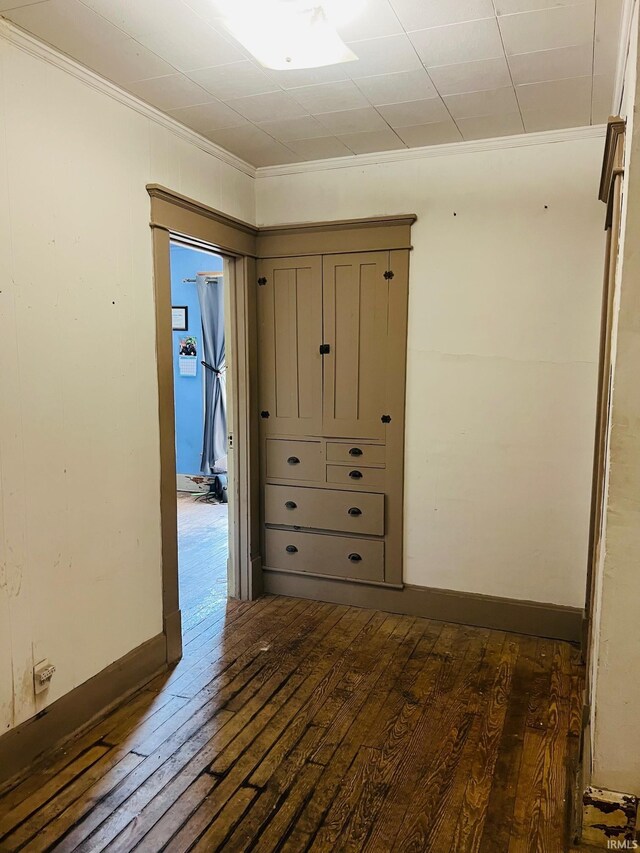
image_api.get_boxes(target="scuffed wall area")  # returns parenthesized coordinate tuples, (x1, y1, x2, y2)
(0, 33, 254, 733)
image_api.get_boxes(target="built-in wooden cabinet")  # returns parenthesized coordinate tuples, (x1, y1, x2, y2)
(257, 255, 323, 436)
(257, 229, 411, 589)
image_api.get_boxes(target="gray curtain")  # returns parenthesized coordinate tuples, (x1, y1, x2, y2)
(196, 273, 227, 474)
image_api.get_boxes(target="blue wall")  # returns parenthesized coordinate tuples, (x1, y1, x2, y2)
(170, 243, 223, 476)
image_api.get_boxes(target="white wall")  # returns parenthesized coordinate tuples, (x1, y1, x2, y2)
(0, 32, 254, 734)
(590, 3, 640, 797)
(256, 137, 605, 608)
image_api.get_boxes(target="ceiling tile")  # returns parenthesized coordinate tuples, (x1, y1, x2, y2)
(262, 65, 350, 90)
(138, 25, 245, 73)
(78, 0, 161, 36)
(395, 120, 463, 146)
(187, 61, 278, 100)
(83, 0, 248, 70)
(445, 86, 520, 118)
(339, 128, 406, 154)
(354, 69, 437, 105)
(316, 106, 389, 134)
(594, 0, 624, 76)
(508, 43, 593, 86)
(127, 74, 212, 111)
(6, 0, 176, 83)
(521, 103, 591, 132)
(336, 0, 403, 42)
(224, 90, 308, 122)
(167, 100, 247, 133)
(457, 111, 524, 139)
(345, 34, 424, 78)
(179, 0, 223, 26)
(498, 3, 595, 56)
(377, 97, 450, 127)
(258, 115, 328, 142)
(428, 57, 512, 96)
(495, 0, 589, 13)
(289, 80, 369, 113)
(515, 75, 592, 112)
(592, 74, 615, 123)
(0, 0, 49, 9)
(389, 0, 495, 31)
(409, 18, 504, 67)
(203, 124, 298, 166)
(287, 136, 353, 160)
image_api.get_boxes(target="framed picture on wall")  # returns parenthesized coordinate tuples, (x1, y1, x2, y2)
(172, 306, 188, 331)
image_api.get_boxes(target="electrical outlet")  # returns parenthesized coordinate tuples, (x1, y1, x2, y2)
(33, 659, 55, 694)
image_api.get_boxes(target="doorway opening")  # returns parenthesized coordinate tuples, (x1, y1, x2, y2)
(169, 239, 231, 634)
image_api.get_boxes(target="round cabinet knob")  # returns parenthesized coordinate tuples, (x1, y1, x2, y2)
(285, 501, 297, 510)
(349, 470, 363, 479)
(348, 553, 362, 562)
(348, 507, 362, 517)
(286, 545, 298, 554)
(349, 447, 363, 457)
(287, 456, 300, 465)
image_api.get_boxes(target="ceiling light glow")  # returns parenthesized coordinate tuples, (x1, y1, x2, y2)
(214, 0, 364, 70)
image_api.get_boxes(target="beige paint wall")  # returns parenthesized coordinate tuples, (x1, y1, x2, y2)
(590, 4, 640, 797)
(0, 18, 609, 742)
(256, 138, 605, 608)
(0, 34, 254, 733)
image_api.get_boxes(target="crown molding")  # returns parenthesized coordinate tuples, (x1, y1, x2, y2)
(612, 0, 637, 114)
(0, 18, 256, 178)
(255, 124, 607, 179)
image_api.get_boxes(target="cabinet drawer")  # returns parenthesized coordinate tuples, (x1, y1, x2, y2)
(326, 464, 385, 491)
(266, 439, 322, 482)
(265, 529, 384, 582)
(265, 485, 384, 536)
(326, 442, 385, 467)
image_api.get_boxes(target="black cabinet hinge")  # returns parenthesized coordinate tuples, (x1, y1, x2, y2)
(260, 410, 270, 418)
(319, 343, 331, 354)
(257, 277, 267, 286)
(381, 414, 391, 423)
(383, 270, 394, 280)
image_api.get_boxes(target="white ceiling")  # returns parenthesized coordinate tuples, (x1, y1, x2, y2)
(0, 0, 623, 167)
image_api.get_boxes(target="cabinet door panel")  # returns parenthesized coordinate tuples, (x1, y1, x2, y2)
(257, 256, 322, 435)
(322, 252, 389, 439)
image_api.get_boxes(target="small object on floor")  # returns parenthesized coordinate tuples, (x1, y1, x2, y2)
(193, 476, 227, 504)
(213, 474, 228, 503)
(194, 484, 219, 503)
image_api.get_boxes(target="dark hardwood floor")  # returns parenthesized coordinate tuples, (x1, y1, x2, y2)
(0, 498, 584, 851)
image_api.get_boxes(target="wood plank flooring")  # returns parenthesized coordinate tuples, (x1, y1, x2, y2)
(0, 594, 584, 852)
(176, 492, 228, 631)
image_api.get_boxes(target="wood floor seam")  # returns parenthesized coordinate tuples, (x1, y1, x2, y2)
(0, 591, 586, 853)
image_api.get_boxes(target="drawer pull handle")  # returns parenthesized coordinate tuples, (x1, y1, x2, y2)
(285, 501, 297, 510)
(286, 545, 298, 554)
(349, 447, 363, 457)
(287, 456, 300, 465)
(349, 470, 363, 479)
(348, 553, 362, 562)
(348, 507, 362, 517)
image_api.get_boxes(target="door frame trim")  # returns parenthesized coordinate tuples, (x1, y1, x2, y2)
(148, 186, 260, 664)
(148, 188, 417, 663)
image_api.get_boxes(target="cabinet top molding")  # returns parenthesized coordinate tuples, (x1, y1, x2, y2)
(256, 214, 417, 259)
(257, 214, 417, 236)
